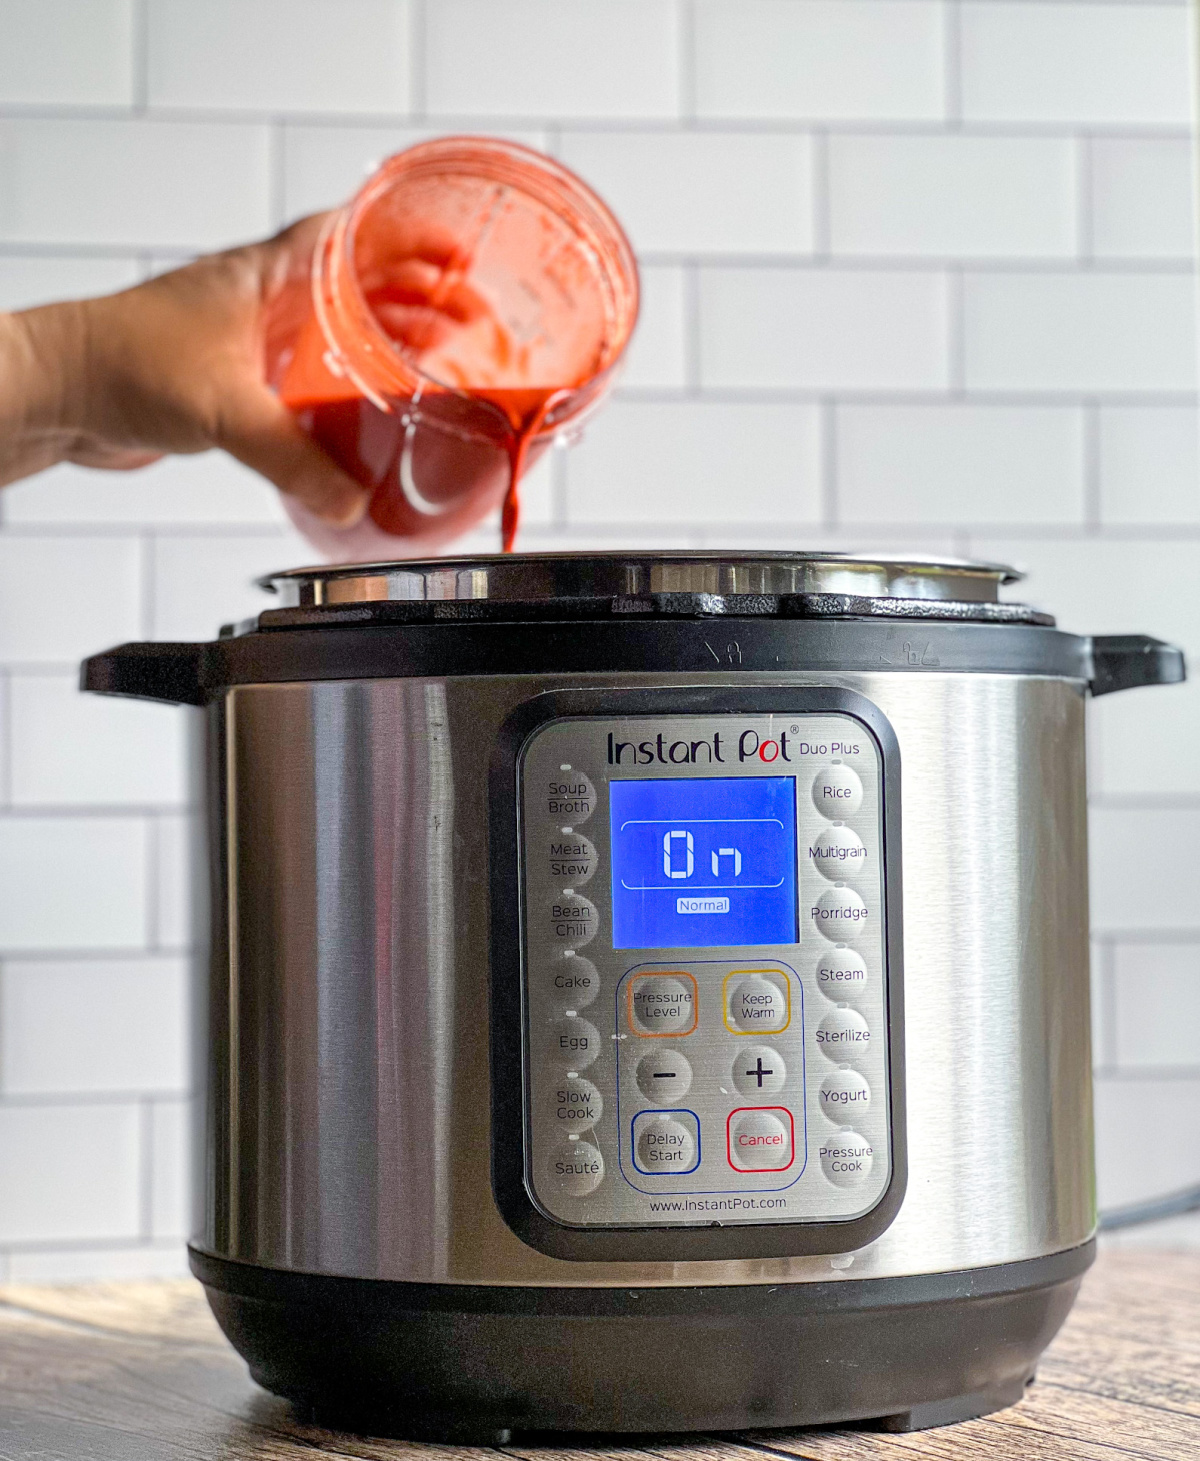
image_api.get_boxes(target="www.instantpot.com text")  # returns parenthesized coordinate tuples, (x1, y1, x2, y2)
(647, 1196, 788, 1214)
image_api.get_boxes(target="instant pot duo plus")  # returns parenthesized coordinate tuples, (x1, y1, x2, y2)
(84, 551, 1184, 1440)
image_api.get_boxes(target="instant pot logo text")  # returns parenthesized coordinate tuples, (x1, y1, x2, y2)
(607, 729, 801, 766)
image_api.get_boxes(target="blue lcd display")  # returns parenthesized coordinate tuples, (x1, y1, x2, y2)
(609, 777, 798, 950)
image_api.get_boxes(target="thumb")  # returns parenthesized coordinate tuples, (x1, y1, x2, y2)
(219, 386, 370, 527)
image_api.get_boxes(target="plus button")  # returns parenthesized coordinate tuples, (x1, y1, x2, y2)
(745, 1057, 774, 1088)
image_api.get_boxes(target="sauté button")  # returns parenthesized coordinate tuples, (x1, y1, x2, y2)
(810, 886, 868, 943)
(808, 825, 867, 881)
(548, 951, 600, 1013)
(732, 1045, 787, 1098)
(726, 973, 789, 1032)
(815, 947, 870, 1007)
(549, 833, 598, 886)
(546, 771, 596, 824)
(635, 1049, 693, 1102)
(633, 1113, 698, 1174)
(549, 1015, 601, 1070)
(819, 1069, 871, 1122)
(550, 1075, 603, 1130)
(819, 1131, 873, 1187)
(812, 765, 863, 818)
(815, 1008, 871, 1065)
(727, 1108, 794, 1171)
(548, 893, 598, 948)
(549, 1137, 605, 1196)
(629, 973, 697, 1036)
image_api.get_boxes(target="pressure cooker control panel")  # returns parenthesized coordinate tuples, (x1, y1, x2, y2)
(513, 706, 898, 1240)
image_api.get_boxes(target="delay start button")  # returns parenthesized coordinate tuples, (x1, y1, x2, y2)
(819, 1131, 874, 1188)
(546, 771, 596, 824)
(632, 1111, 699, 1175)
(727, 1108, 794, 1172)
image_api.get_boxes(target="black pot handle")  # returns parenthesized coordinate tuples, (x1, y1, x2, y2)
(80, 641, 209, 705)
(1089, 635, 1186, 697)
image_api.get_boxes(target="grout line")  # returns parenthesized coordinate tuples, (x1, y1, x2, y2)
(130, 0, 150, 115)
(408, 0, 427, 121)
(138, 1099, 154, 1240)
(820, 399, 838, 529)
(677, 0, 696, 124)
(683, 260, 703, 395)
(1082, 399, 1102, 532)
(811, 129, 831, 261)
(943, 0, 963, 128)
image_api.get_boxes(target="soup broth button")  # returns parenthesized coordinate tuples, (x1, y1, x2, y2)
(545, 771, 596, 824)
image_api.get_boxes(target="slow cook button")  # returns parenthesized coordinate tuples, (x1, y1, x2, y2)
(727, 1108, 794, 1172)
(549, 1015, 602, 1069)
(808, 825, 867, 881)
(819, 1131, 874, 1188)
(725, 972, 790, 1033)
(550, 1074, 603, 1130)
(819, 1069, 871, 1122)
(548, 894, 598, 948)
(810, 886, 868, 943)
(812, 765, 863, 818)
(633, 1111, 699, 1175)
(549, 833, 598, 886)
(635, 1048, 693, 1102)
(815, 947, 870, 1005)
(629, 973, 698, 1036)
(548, 1137, 605, 1197)
(815, 1008, 871, 1064)
(545, 771, 596, 824)
(549, 951, 600, 1012)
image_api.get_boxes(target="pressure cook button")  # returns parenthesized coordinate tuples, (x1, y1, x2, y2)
(727, 1108, 794, 1171)
(809, 825, 867, 881)
(819, 1131, 874, 1187)
(549, 1137, 605, 1197)
(549, 833, 598, 886)
(549, 951, 600, 1012)
(546, 771, 596, 824)
(819, 1069, 871, 1122)
(548, 893, 598, 948)
(812, 765, 863, 818)
(635, 1049, 693, 1102)
(629, 973, 698, 1036)
(816, 947, 870, 1006)
(725, 972, 790, 1033)
(732, 1045, 787, 1097)
(815, 1008, 871, 1065)
(810, 886, 868, 943)
(549, 1016, 602, 1070)
(633, 1112, 699, 1175)
(550, 1075, 603, 1130)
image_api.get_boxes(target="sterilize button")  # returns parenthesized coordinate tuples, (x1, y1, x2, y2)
(727, 1108, 794, 1171)
(809, 825, 867, 881)
(549, 1137, 605, 1197)
(550, 1074, 603, 1130)
(815, 1008, 871, 1065)
(731, 1045, 787, 1097)
(819, 1131, 873, 1187)
(549, 951, 600, 1013)
(726, 973, 790, 1032)
(549, 1015, 602, 1069)
(548, 893, 598, 948)
(629, 973, 698, 1036)
(633, 1112, 698, 1174)
(816, 947, 870, 1007)
(635, 1049, 693, 1102)
(812, 765, 864, 818)
(545, 770, 596, 824)
(819, 1069, 871, 1122)
(810, 886, 868, 943)
(548, 832, 598, 886)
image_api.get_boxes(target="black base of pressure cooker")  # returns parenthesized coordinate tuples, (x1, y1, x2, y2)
(190, 1240, 1092, 1442)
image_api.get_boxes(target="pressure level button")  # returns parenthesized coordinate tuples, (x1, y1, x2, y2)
(548, 894, 598, 948)
(819, 1131, 874, 1188)
(546, 771, 596, 824)
(549, 1137, 605, 1197)
(809, 825, 867, 881)
(549, 833, 598, 886)
(812, 765, 863, 818)
(629, 973, 698, 1036)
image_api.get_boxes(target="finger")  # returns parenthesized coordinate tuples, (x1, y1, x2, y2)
(219, 389, 370, 527)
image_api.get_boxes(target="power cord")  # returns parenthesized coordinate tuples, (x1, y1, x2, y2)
(1098, 1184, 1200, 1231)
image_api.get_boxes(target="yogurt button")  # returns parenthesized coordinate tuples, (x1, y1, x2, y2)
(635, 1049, 693, 1102)
(815, 947, 870, 1006)
(732, 1045, 787, 1098)
(546, 771, 596, 824)
(549, 1016, 602, 1070)
(819, 1069, 871, 1122)
(550, 1075, 603, 1130)
(728, 1109, 794, 1171)
(549, 833, 598, 886)
(727, 974, 789, 1032)
(815, 1008, 871, 1065)
(819, 1131, 874, 1188)
(810, 886, 868, 943)
(548, 893, 598, 948)
(634, 1114, 697, 1174)
(630, 974, 697, 1036)
(812, 765, 863, 818)
(548, 951, 600, 1013)
(549, 1137, 605, 1197)
(808, 825, 867, 882)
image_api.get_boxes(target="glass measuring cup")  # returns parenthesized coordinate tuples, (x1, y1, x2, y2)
(268, 137, 639, 560)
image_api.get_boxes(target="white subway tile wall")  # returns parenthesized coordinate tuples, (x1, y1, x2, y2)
(0, 0, 1196, 1278)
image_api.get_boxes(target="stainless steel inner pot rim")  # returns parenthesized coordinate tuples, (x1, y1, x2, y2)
(260, 551, 1022, 609)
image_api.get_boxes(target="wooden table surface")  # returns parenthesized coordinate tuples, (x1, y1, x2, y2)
(0, 1250, 1196, 1460)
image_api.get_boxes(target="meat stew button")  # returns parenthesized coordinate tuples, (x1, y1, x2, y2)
(812, 765, 863, 818)
(548, 1137, 605, 1197)
(549, 833, 598, 885)
(728, 1109, 793, 1171)
(819, 1131, 873, 1187)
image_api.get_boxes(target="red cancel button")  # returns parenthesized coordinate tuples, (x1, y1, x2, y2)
(727, 1106, 795, 1172)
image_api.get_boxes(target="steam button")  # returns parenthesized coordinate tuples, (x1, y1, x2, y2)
(549, 1137, 605, 1197)
(819, 1131, 874, 1188)
(549, 833, 598, 886)
(815, 947, 870, 1007)
(812, 766, 863, 818)
(546, 771, 596, 824)
(548, 893, 598, 948)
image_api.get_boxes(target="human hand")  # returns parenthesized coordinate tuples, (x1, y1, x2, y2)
(0, 214, 370, 525)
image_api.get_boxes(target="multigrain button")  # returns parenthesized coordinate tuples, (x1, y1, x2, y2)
(550, 1075, 603, 1130)
(727, 1108, 794, 1171)
(629, 973, 698, 1036)
(635, 1049, 693, 1102)
(549, 1016, 601, 1070)
(810, 886, 868, 943)
(812, 765, 863, 818)
(548, 951, 600, 1013)
(549, 832, 598, 886)
(549, 1137, 605, 1197)
(819, 1069, 871, 1122)
(815, 947, 870, 1006)
(732, 1045, 787, 1097)
(819, 1131, 873, 1187)
(815, 1008, 871, 1065)
(633, 1112, 698, 1174)
(548, 893, 598, 948)
(725, 972, 790, 1032)
(809, 825, 867, 881)
(546, 771, 596, 824)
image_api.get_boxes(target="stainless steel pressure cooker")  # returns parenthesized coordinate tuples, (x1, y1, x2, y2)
(84, 551, 1185, 1440)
